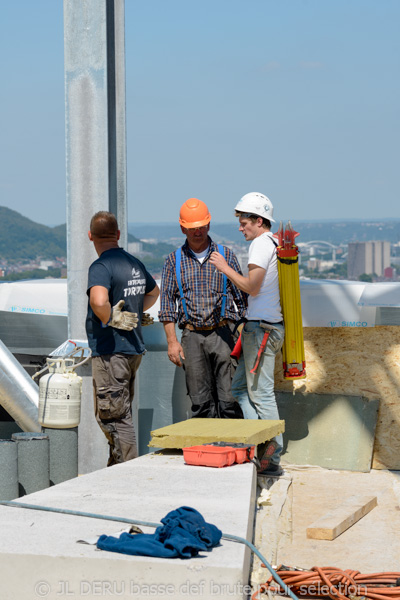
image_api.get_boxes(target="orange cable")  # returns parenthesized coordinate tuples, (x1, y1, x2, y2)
(255, 566, 400, 600)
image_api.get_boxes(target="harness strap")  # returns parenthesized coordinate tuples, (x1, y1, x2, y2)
(175, 245, 228, 321)
(217, 244, 227, 319)
(175, 248, 189, 320)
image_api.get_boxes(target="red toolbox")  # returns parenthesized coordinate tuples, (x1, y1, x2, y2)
(183, 445, 236, 468)
(183, 443, 255, 468)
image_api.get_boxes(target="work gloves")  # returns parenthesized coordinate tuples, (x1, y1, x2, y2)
(107, 300, 154, 330)
(108, 300, 139, 331)
(141, 313, 154, 327)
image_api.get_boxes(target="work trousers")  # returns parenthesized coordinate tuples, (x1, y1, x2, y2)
(231, 321, 285, 465)
(181, 324, 242, 419)
(92, 353, 142, 466)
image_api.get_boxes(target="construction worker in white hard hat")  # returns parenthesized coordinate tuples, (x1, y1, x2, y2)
(210, 192, 285, 476)
(158, 198, 247, 419)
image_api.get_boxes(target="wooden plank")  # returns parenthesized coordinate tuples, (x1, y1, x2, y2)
(306, 495, 377, 540)
(149, 418, 285, 448)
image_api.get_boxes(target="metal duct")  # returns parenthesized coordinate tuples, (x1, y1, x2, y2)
(0, 340, 41, 433)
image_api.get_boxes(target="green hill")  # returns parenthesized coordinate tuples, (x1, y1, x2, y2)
(0, 207, 152, 261)
(0, 207, 66, 260)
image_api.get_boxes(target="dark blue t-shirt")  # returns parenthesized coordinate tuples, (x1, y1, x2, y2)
(86, 247, 157, 357)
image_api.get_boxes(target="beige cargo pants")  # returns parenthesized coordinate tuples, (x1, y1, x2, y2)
(92, 353, 142, 466)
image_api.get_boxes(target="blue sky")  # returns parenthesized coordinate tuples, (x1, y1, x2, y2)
(1, 1, 399, 226)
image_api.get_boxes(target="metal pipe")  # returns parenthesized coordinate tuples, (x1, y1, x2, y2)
(64, 0, 128, 473)
(0, 340, 41, 433)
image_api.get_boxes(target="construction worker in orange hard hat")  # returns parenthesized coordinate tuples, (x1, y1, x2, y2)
(178, 198, 211, 229)
(159, 198, 247, 419)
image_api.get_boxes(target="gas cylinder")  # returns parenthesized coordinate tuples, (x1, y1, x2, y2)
(38, 358, 82, 428)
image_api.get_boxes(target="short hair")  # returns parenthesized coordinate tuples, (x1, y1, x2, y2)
(90, 211, 119, 238)
(235, 210, 271, 229)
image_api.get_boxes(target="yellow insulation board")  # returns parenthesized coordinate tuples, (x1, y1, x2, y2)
(149, 418, 285, 449)
(274, 326, 400, 470)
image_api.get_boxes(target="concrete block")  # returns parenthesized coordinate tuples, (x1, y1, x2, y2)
(0, 452, 257, 600)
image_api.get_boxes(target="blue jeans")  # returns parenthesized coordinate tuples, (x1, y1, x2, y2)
(231, 321, 285, 465)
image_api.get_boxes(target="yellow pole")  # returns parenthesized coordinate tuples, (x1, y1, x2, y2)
(275, 221, 306, 380)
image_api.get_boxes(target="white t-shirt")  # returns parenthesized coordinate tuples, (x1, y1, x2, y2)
(246, 232, 282, 322)
(193, 247, 209, 264)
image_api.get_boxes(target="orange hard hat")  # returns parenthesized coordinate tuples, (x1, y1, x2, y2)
(179, 198, 211, 229)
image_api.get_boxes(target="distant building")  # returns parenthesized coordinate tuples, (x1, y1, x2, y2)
(307, 258, 319, 271)
(128, 242, 143, 254)
(39, 260, 53, 271)
(347, 241, 390, 279)
(307, 258, 335, 272)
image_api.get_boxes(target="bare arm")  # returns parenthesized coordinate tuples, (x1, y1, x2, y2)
(209, 253, 265, 297)
(163, 321, 185, 367)
(143, 284, 160, 311)
(89, 285, 112, 325)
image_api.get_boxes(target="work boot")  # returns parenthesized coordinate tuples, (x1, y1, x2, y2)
(257, 463, 283, 477)
(257, 440, 278, 473)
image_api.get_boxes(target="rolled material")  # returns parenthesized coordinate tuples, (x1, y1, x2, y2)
(0, 340, 41, 432)
(12, 432, 49, 496)
(43, 427, 78, 485)
(0, 440, 18, 500)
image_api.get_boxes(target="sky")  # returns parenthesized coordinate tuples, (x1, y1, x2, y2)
(0, 1, 399, 227)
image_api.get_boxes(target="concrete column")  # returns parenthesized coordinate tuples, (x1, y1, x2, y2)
(12, 433, 50, 496)
(64, 0, 127, 472)
(0, 440, 18, 501)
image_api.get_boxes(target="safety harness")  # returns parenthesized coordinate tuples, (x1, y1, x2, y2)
(175, 244, 227, 322)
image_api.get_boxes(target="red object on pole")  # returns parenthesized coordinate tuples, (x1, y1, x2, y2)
(250, 331, 270, 374)
(230, 334, 242, 359)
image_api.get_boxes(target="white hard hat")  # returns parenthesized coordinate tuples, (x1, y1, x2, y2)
(235, 192, 275, 223)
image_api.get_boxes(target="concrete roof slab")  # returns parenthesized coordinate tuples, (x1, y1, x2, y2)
(0, 452, 257, 600)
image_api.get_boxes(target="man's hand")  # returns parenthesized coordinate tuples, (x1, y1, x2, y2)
(209, 251, 228, 274)
(141, 312, 154, 327)
(167, 340, 185, 367)
(108, 300, 139, 331)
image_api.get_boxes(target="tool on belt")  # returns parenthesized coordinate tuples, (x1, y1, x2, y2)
(236, 320, 279, 375)
(250, 329, 270, 374)
(230, 334, 242, 359)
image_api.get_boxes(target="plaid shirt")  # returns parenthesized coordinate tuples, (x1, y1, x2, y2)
(158, 238, 247, 328)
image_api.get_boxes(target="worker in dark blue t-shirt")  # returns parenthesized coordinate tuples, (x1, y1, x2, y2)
(86, 211, 159, 466)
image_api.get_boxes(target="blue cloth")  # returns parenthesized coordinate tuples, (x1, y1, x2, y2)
(97, 506, 222, 558)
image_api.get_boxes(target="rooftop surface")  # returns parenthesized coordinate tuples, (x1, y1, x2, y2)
(0, 451, 256, 600)
(252, 464, 400, 593)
